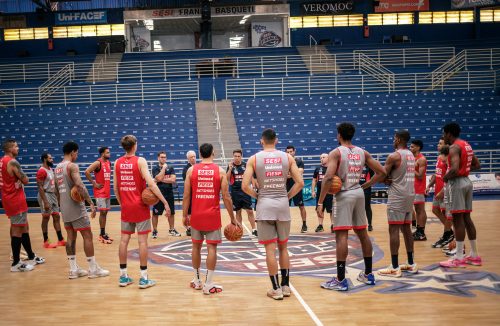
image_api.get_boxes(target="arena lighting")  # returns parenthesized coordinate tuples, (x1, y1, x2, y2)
(144, 19, 154, 30)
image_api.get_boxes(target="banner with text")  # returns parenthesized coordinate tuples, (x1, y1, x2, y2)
(300, 1, 354, 16)
(375, 0, 429, 13)
(55, 11, 107, 25)
(451, 0, 500, 8)
(251, 22, 284, 48)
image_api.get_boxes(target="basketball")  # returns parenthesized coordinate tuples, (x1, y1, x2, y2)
(224, 223, 243, 242)
(70, 186, 85, 203)
(142, 188, 159, 206)
(327, 175, 342, 195)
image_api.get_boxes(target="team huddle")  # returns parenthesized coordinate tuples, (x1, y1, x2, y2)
(0, 121, 482, 299)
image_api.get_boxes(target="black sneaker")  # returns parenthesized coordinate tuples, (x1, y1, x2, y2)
(186, 228, 191, 237)
(330, 225, 334, 233)
(315, 225, 324, 233)
(414, 231, 427, 241)
(431, 237, 445, 248)
(152, 230, 158, 239)
(252, 229, 258, 237)
(169, 229, 181, 237)
(442, 232, 454, 246)
(301, 224, 308, 233)
(368, 225, 373, 232)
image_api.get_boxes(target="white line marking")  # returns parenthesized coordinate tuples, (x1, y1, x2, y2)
(241, 222, 324, 326)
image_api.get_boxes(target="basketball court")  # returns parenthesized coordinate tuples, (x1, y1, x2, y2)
(2, 200, 499, 325)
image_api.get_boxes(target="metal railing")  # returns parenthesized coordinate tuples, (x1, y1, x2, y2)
(0, 80, 200, 108)
(38, 63, 74, 105)
(309, 34, 319, 55)
(355, 53, 395, 90)
(225, 70, 498, 98)
(354, 47, 455, 69)
(5, 47, 495, 85)
(16, 149, 500, 199)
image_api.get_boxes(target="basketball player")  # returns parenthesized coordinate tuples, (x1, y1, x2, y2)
(285, 145, 307, 232)
(317, 123, 385, 291)
(2, 139, 45, 272)
(426, 138, 454, 248)
(410, 139, 428, 241)
(54, 141, 109, 279)
(114, 135, 170, 289)
(182, 150, 196, 236)
(227, 149, 257, 236)
(183, 143, 240, 295)
(242, 129, 303, 300)
(152, 151, 180, 238)
(378, 130, 418, 277)
(440, 122, 481, 268)
(37, 152, 65, 248)
(360, 166, 375, 231)
(311, 153, 334, 233)
(85, 146, 113, 244)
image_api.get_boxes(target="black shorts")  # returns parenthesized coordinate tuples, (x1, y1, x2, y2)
(289, 191, 304, 207)
(316, 194, 333, 213)
(231, 190, 252, 211)
(152, 191, 175, 215)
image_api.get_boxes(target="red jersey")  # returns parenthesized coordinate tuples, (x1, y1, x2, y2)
(93, 158, 111, 198)
(190, 163, 221, 231)
(0, 156, 28, 217)
(449, 139, 474, 177)
(435, 156, 447, 195)
(414, 153, 427, 195)
(115, 155, 149, 223)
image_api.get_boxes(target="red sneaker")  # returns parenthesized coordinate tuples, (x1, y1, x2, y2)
(43, 241, 58, 249)
(464, 256, 482, 266)
(439, 258, 467, 268)
(56, 240, 67, 246)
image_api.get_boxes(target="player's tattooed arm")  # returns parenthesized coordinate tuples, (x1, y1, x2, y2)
(9, 159, 29, 184)
(470, 154, 481, 172)
(69, 163, 93, 206)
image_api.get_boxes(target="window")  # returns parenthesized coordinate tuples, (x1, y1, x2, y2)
(3, 27, 48, 41)
(368, 13, 414, 26)
(111, 24, 124, 36)
(51, 24, 124, 39)
(419, 11, 474, 24)
(289, 15, 363, 28)
(480, 9, 500, 22)
(82, 25, 97, 37)
(67, 26, 83, 38)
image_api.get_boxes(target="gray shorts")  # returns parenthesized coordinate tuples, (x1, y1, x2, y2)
(432, 197, 446, 211)
(333, 188, 367, 231)
(64, 216, 91, 232)
(96, 198, 111, 211)
(37, 192, 60, 216)
(191, 227, 222, 244)
(10, 211, 28, 226)
(414, 194, 425, 205)
(445, 177, 473, 214)
(121, 219, 151, 235)
(257, 220, 291, 245)
(387, 209, 412, 225)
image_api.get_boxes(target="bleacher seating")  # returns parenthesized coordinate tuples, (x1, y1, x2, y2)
(232, 90, 500, 157)
(0, 101, 198, 163)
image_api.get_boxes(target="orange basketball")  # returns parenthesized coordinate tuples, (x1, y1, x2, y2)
(327, 175, 342, 195)
(142, 188, 159, 206)
(224, 223, 243, 242)
(70, 186, 85, 203)
(447, 240, 456, 251)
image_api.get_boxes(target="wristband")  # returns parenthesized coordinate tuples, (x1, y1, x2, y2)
(317, 203, 323, 206)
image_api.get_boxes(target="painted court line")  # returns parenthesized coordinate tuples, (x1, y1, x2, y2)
(241, 222, 324, 326)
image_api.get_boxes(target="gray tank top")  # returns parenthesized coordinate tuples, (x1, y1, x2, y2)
(387, 149, 416, 210)
(40, 167, 55, 193)
(254, 150, 291, 221)
(336, 146, 365, 191)
(55, 161, 87, 222)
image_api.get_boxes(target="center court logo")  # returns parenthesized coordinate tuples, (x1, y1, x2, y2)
(129, 234, 384, 276)
(129, 234, 500, 297)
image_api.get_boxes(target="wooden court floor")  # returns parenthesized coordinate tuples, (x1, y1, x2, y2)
(1, 200, 500, 325)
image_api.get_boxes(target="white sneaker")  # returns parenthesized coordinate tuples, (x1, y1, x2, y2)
(69, 267, 89, 279)
(28, 255, 45, 265)
(377, 265, 402, 278)
(400, 262, 419, 274)
(267, 287, 284, 300)
(203, 282, 223, 295)
(281, 285, 291, 297)
(11, 261, 35, 272)
(88, 265, 110, 279)
(190, 279, 203, 290)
